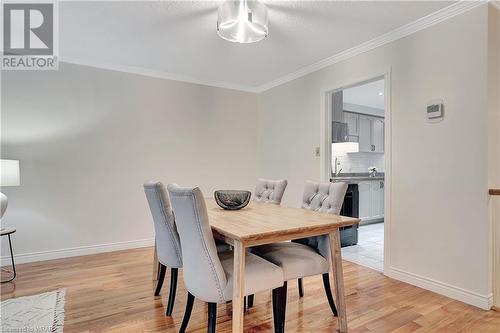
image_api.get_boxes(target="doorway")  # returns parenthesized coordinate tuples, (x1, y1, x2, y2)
(320, 73, 391, 273)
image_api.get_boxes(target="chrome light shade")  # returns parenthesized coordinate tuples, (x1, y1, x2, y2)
(217, 0, 268, 43)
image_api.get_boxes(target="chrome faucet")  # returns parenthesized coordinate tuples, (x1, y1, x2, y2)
(334, 157, 342, 177)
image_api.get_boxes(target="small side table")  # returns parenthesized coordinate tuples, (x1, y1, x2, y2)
(1, 227, 16, 283)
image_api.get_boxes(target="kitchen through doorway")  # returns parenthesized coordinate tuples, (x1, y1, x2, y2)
(326, 77, 388, 272)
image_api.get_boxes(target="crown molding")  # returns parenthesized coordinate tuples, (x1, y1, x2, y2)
(490, 0, 500, 10)
(256, 1, 486, 92)
(59, 57, 260, 93)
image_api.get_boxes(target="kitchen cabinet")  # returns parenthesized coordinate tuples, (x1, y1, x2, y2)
(358, 116, 372, 152)
(344, 112, 384, 153)
(358, 180, 384, 222)
(358, 181, 372, 220)
(344, 112, 359, 136)
(371, 180, 384, 219)
(332, 91, 344, 122)
(372, 119, 384, 153)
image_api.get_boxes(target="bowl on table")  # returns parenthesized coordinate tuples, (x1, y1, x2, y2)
(214, 190, 251, 210)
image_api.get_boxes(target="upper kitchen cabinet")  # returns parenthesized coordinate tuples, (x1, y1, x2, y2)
(344, 112, 359, 137)
(358, 115, 372, 152)
(332, 90, 344, 122)
(372, 118, 384, 153)
(351, 113, 384, 153)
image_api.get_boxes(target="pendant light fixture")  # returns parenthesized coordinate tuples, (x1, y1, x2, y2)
(217, 0, 268, 43)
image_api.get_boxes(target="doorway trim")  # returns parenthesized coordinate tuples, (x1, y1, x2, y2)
(320, 68, 392, 274)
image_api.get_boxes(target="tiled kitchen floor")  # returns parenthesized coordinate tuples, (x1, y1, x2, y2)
(342, 222, 384, 272)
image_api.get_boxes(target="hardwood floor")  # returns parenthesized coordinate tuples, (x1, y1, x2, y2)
(1, 247, 499, 332)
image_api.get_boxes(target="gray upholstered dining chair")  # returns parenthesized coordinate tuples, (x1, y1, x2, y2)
(167, 184, 287, 333)
(144, 182, 232, 318)
(246, 177, 287, 309)
(251, 180, 348, 330)
(254, 178, 288, 204)
(143, 182, 182, 317)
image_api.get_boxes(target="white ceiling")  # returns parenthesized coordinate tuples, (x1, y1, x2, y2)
(344, 79, 385, 110)
(60, 1, 454, 90)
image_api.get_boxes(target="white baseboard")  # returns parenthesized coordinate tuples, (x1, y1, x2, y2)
(1, 238, 154, 266)
(386, 267, 493, 310)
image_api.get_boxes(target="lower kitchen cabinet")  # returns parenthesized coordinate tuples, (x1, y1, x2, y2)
(358, 181, 372, 220)
(358, 180, 384, 222)
(371, 180, 384, 219)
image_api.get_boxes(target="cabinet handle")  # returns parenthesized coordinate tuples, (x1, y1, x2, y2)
(380, 181, 384, 189)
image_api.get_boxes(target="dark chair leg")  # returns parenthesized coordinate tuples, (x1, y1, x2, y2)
(247, 294, 254, 308)
(179, 293, 195, 333)
(298, 278, 304, 298)
(272, 287, 279, 332)
(280, 282, 288, 333)
(207, 302, 217, 333)
(322, 273, 338, 317)
(272, 282, 288, 333)
(166, 267, 178, 316)
(154, 264, 167, 296)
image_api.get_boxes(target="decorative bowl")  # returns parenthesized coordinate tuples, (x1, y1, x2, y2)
(214, 190, 251, 210)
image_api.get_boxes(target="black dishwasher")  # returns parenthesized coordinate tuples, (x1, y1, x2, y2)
(339, 183, 359, 247)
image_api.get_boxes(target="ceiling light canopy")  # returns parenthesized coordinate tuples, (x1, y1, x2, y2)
(217, 0, 268, 44)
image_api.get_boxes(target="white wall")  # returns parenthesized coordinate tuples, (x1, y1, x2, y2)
(1, 63, 258, 262)
(488, 4, 500, 308)
(258, 6, 492, 308)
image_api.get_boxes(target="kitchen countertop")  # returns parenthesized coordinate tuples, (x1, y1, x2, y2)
(331, 173, 385, 182)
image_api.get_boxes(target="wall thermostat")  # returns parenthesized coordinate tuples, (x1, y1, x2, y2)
(427, 99, 444, 123)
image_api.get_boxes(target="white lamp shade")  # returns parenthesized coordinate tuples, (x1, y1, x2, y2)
(217, 0, 268, 43)
(1, 159, 20, 186)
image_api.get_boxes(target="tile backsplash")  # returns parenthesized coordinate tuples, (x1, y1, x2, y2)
(332, 144, 384, 173)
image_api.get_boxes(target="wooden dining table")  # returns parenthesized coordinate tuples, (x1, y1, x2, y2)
(153, 199, 360, 333)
